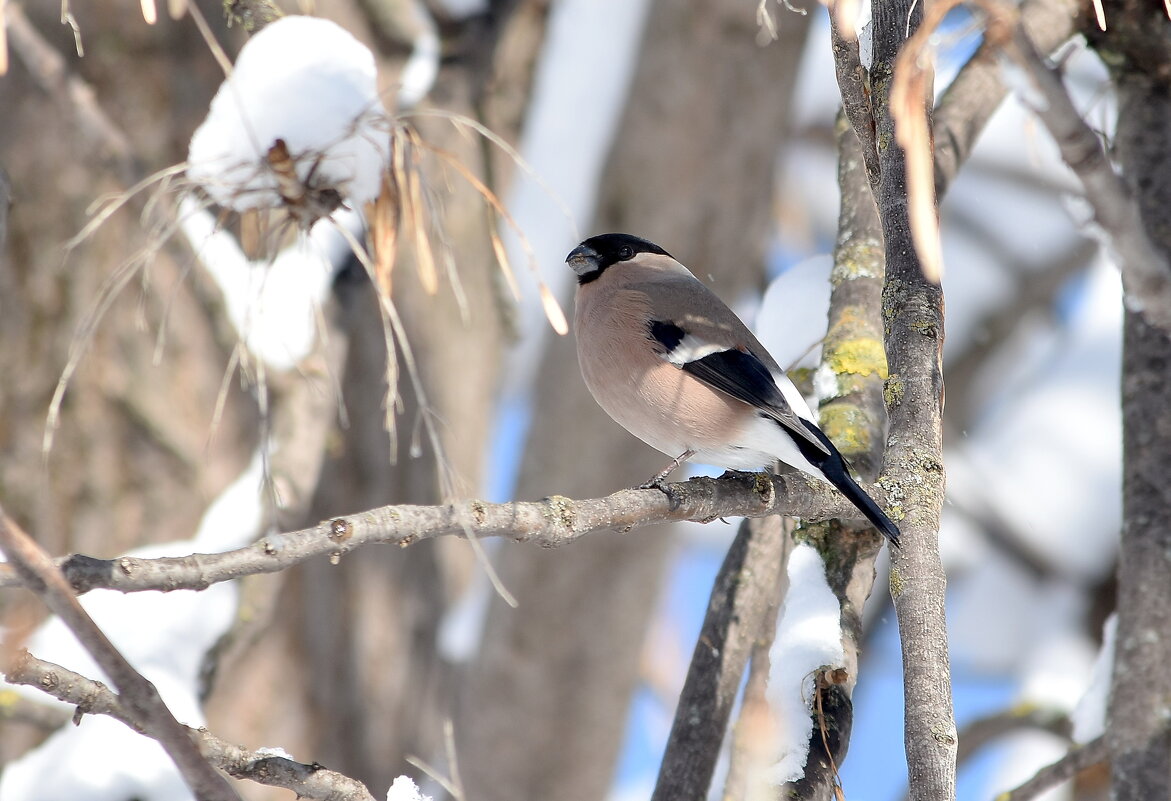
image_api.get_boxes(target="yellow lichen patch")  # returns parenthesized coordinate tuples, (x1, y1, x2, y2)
(819, 404, 873, 456)
(0, 688, 20, 710)
(824, 336, 889, 379)
(889, 566, 905, 598)
(832, 242, 884, 283)
(543, 495, 575, 530)
(883, 374, 905, 407)
(830, 304, 869, 331)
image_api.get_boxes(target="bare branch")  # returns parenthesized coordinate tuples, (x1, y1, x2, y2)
(780, 107, 892, 796)
(1002, 19, 1171, 331)
(4, 652, 378, 801)
(650, 515, 789, 801)
(4, 3, 136, 182)
(0, 508, 241, 801)
(829, 12, 879, 188)
(1087, 6, 1171, 797)
(998, 736, 1108, 801)
(956, 706, 1071, 766)
(0, 473, 875, 595)
(869, 0, 957, 798)
(0, 691, 72, 731)
(934, 0, 1080, 200)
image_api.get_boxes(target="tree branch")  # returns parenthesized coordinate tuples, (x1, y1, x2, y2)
(955, 706, 1071, 766)
(0, 473, 877, 595)
(933, 0, 1080, 200)
(4, 3, 137, 183)
(780, 104, 892, 798)
(4, 652, 377, 801)
(720, 519, 791, 801)
(0, 508, 241, 801)
(998, 736, 1108, 801)
(1002, 14, 1171, 331)
(650, 515, 789, 801)
(1087, 6, 1171, 796)
(869, 1, 957, 799)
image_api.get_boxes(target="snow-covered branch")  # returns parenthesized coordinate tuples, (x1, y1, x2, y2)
(0, 510, 240, 801)
(3, 653, 378, 801)
(0, 473, 868, 596)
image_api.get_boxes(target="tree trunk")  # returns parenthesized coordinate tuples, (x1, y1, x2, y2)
(1086, 3, 1171, 797)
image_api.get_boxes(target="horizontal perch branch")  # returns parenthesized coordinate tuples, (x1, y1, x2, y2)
(0, 472, 870, 596)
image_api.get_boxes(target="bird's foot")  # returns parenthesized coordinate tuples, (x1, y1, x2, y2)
(637, 449, 696, 491)
(637, 476, 668, 491)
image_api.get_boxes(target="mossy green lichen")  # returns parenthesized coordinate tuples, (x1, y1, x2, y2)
(788, 366, 816, 396)
(751, 471, 774, 502)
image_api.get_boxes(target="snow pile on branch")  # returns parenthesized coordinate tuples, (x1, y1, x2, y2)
(387, 775, 432, 801)
(767, 543, 845, 783)
(178, 197, 359, 371)
(187, 16, 389, 214)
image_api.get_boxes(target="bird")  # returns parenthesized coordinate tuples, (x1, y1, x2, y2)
(566, 232, 901, 548)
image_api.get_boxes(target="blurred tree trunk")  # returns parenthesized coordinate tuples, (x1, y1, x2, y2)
(0, 2, 250, 566)
(454, 4, 813, 800)
(1086, 3, 1171, 798)
(0, 0, 253, 761)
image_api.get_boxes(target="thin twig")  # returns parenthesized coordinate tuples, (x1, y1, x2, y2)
(0, 509, 241, 801)
(5, 3, 135, 182)
(998, 736, 1108, 801)
(1002, 20, 1171, 331)
(0, 472, 875, 595)
(933, 0, 1079, 201)
(4, 652, 378, 801)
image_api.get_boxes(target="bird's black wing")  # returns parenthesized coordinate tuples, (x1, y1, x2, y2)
(648, 320, 830, 456)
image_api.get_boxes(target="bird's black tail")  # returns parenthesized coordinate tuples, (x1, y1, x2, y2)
(816, 457, 901, 547)
(791, 421, 902, 548)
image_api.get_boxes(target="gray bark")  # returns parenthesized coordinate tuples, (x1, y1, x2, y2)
(1087, 3, 1171, 796)
(869, 2, 957, 799)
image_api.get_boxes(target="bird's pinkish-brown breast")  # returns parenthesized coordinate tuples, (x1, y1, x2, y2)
(575, 282, 748, 458)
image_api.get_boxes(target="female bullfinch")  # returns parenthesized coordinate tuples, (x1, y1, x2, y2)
(566, 232, 900, 547)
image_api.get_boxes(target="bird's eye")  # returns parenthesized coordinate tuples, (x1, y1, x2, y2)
(618, 246, 634, 260)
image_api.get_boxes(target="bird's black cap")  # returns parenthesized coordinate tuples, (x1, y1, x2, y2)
(566, 233, 672, 284)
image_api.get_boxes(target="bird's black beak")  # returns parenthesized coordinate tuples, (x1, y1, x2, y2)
(566, 244, 600, 277)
